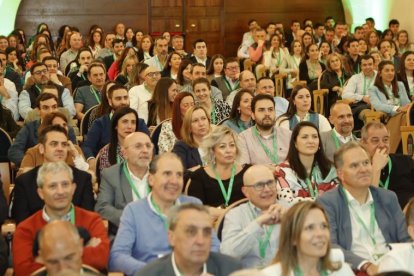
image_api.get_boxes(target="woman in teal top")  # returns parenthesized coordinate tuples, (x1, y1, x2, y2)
(223, 89, 254, 133)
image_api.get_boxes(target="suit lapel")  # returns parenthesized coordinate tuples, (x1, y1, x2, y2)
(371, 188, 391, 242)
(338, 187, 354, 249)
(119, 163, 134, 203)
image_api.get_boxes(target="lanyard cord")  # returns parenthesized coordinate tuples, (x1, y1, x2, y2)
(212, 163, 236, 207)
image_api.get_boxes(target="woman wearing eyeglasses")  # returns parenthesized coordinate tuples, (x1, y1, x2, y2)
(275, 122, 337, 205)
(188, 125, 250, 220)
(262, 201, 353, 275)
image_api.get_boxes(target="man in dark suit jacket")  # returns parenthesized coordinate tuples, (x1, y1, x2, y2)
(211, 57, 240, 100)
(188, 39, 211, 69)
(136, 203, 242, 276)
(317, 142, 410, 275)
(11, 125, 94, 224)
(320, 102, 357, 162)
(103, 38, 124, 70)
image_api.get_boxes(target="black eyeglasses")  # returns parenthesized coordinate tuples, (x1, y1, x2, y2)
(244, 179, 276, 191)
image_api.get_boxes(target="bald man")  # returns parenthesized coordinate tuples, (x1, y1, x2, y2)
(37, 221, 84, 276)
(95, 132, 154, 237)
(221, 165, 285, 268)
(320, 102, 357, 162)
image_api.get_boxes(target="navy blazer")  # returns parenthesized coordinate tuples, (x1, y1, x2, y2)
(317, 186, 410, 269)
(172, 140, 202, 169)
(82, 114, 149, 159)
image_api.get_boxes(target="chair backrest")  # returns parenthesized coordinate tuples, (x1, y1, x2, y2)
(184, 179, 191, 195)
(312, 89, 329, 115)
(80, 105, 99, 138)
(274, 73, 286, 98)
(406, 102, 414, 126)
(0, 128, 12, 159)
(215, 198, 249, 240)
(317, 70, 326, 90)
(217, 117, 229, 126)
(291, 80, 307, 88)
(150, 119, 171, 155)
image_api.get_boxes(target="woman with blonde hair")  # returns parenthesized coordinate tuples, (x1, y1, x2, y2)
(262, 201, 353, 275)
(172, 106, 212, 170)
(115, 54, 138, 89)
(189, 125, 250, 218)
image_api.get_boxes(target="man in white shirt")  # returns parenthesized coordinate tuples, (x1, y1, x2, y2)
(95, 132, 153, 237)
(145, 37, 169, 72)
(0, 59, 18, 120)
(342, 54, 376, 130)
(221, 165, 284, 268)
(317, 142, 410, 275)
(128, 66, 161, 123)
(320, 102, 357, 162)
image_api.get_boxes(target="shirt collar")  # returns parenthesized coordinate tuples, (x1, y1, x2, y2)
(344, 188, 374, 207)
(147, 193, 181, 216)
(333, 128, 353, 142)
(126, 162, 149, 181)
(171, 252, 207, 276)
(42, 204, 73, 223)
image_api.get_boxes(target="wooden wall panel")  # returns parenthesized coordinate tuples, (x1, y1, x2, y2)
(15, 0, 344, 58)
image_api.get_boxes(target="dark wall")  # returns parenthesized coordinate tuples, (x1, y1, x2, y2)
(15, 0, 344, 57)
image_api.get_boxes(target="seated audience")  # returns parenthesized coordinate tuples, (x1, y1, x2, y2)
(115, 54, 138, 89)
(145, 77, 177, 129)
(368, 60, 410, 153)
(206, 54, 224, 82)
(109, 153, 219, 275)
(158, 91, 194, 154)
(97, 106, 139, 173)
(74, 62, 107, 120)
(255, 77, 289, 118)
(136, 203, 242, 276)
(0, 103, 20, 139)
(172, 106, 211, 170)
(8, 93, 76, 167)
(0, 58, 19, 120)
(221, 165, 285, 268)
(299, 43, 326, 91)
(193, 77, 230, 124)
(317, 142, 410, 274)
(13, 161, 109, 275)
(225, 70, 257, 107)
(261, 201, 353, 275)
(189, 126, 250, 218)
(239, 94, 291, 165)
(276, 84, 331, 132)
(342, 55, 376, 130)
(275, 122, 338, 204)
(20, 62, 75, 119)
(223, 89, 254, 134)
(211, 57, 240, 100)
(397, 51, 414, 100)
(11, 125, 94, 224)
(96, 132, 153, 237)
(161, 51, 182, 80)
(360, 121, 414, 208)
(320, 102, 357, 162)
(67, 47, 93, 90)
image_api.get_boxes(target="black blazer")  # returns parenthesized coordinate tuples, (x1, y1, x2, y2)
(11, 165, 95, 224)
(172, 140, 202, 169)
(189, 55, 212, 69)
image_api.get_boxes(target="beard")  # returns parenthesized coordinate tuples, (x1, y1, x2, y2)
(256, 116, 275, 130)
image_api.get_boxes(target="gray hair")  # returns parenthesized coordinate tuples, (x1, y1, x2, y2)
(148, 152, 183, 174)
(37, 161, 73, 188)
(360, 121, 388, 142)
(167, 203, 210, 231)
(333, 141, 366, 169)
(201, 125, 240, 165)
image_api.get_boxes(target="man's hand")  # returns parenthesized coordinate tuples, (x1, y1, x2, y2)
(371, 147, 388, 171)
(256, 203, 284, 226)
(362, 95, 370, 104)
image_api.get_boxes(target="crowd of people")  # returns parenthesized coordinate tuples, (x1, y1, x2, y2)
(0, 15, 413, 276)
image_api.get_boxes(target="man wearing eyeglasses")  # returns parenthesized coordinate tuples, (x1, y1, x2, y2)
(18, 62, 75, 120)
(220, 165, 286, 269)
(211, 57, 240, 100)
(128, 66, 161, 124)
(360, 121, 414, 209)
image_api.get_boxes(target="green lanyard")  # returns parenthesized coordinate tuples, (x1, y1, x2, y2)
(248, 203, 275, 258)
(90, 85, 101, 104)
(81, 73, 86, 80)
(211, 103, 217, 124)
(35, 84, 42, 95)
(337, 75, 345, 88)
(69, 205, 75, 224)
(363, 75, 374, 95)
(122, 162, 150, 200)
(224, 78, 239, 92)
(150, 195, 169, 230)
(331, 131, 341, 149)
(212, 164, 236, 207)
(253, 126, 279, 164)
(294, 266, 328, 276)
(342, 186, 377, 246)
(379, 157, 392, 190)
(305, 169, 318, 198)
(273, 49, 281, 66)
(355, 64, 360, 74)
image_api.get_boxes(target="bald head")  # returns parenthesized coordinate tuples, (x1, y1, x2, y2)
(329, 102, 354, 136)
(123, 132, 153, 168)
(242, 165, 277, 210)
(39, 221, 83, 276)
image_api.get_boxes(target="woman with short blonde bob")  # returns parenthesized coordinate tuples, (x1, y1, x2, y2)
(262, 201, 353, 276)
(172, 106, 211, 170)
(189, 125, 250, 219)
